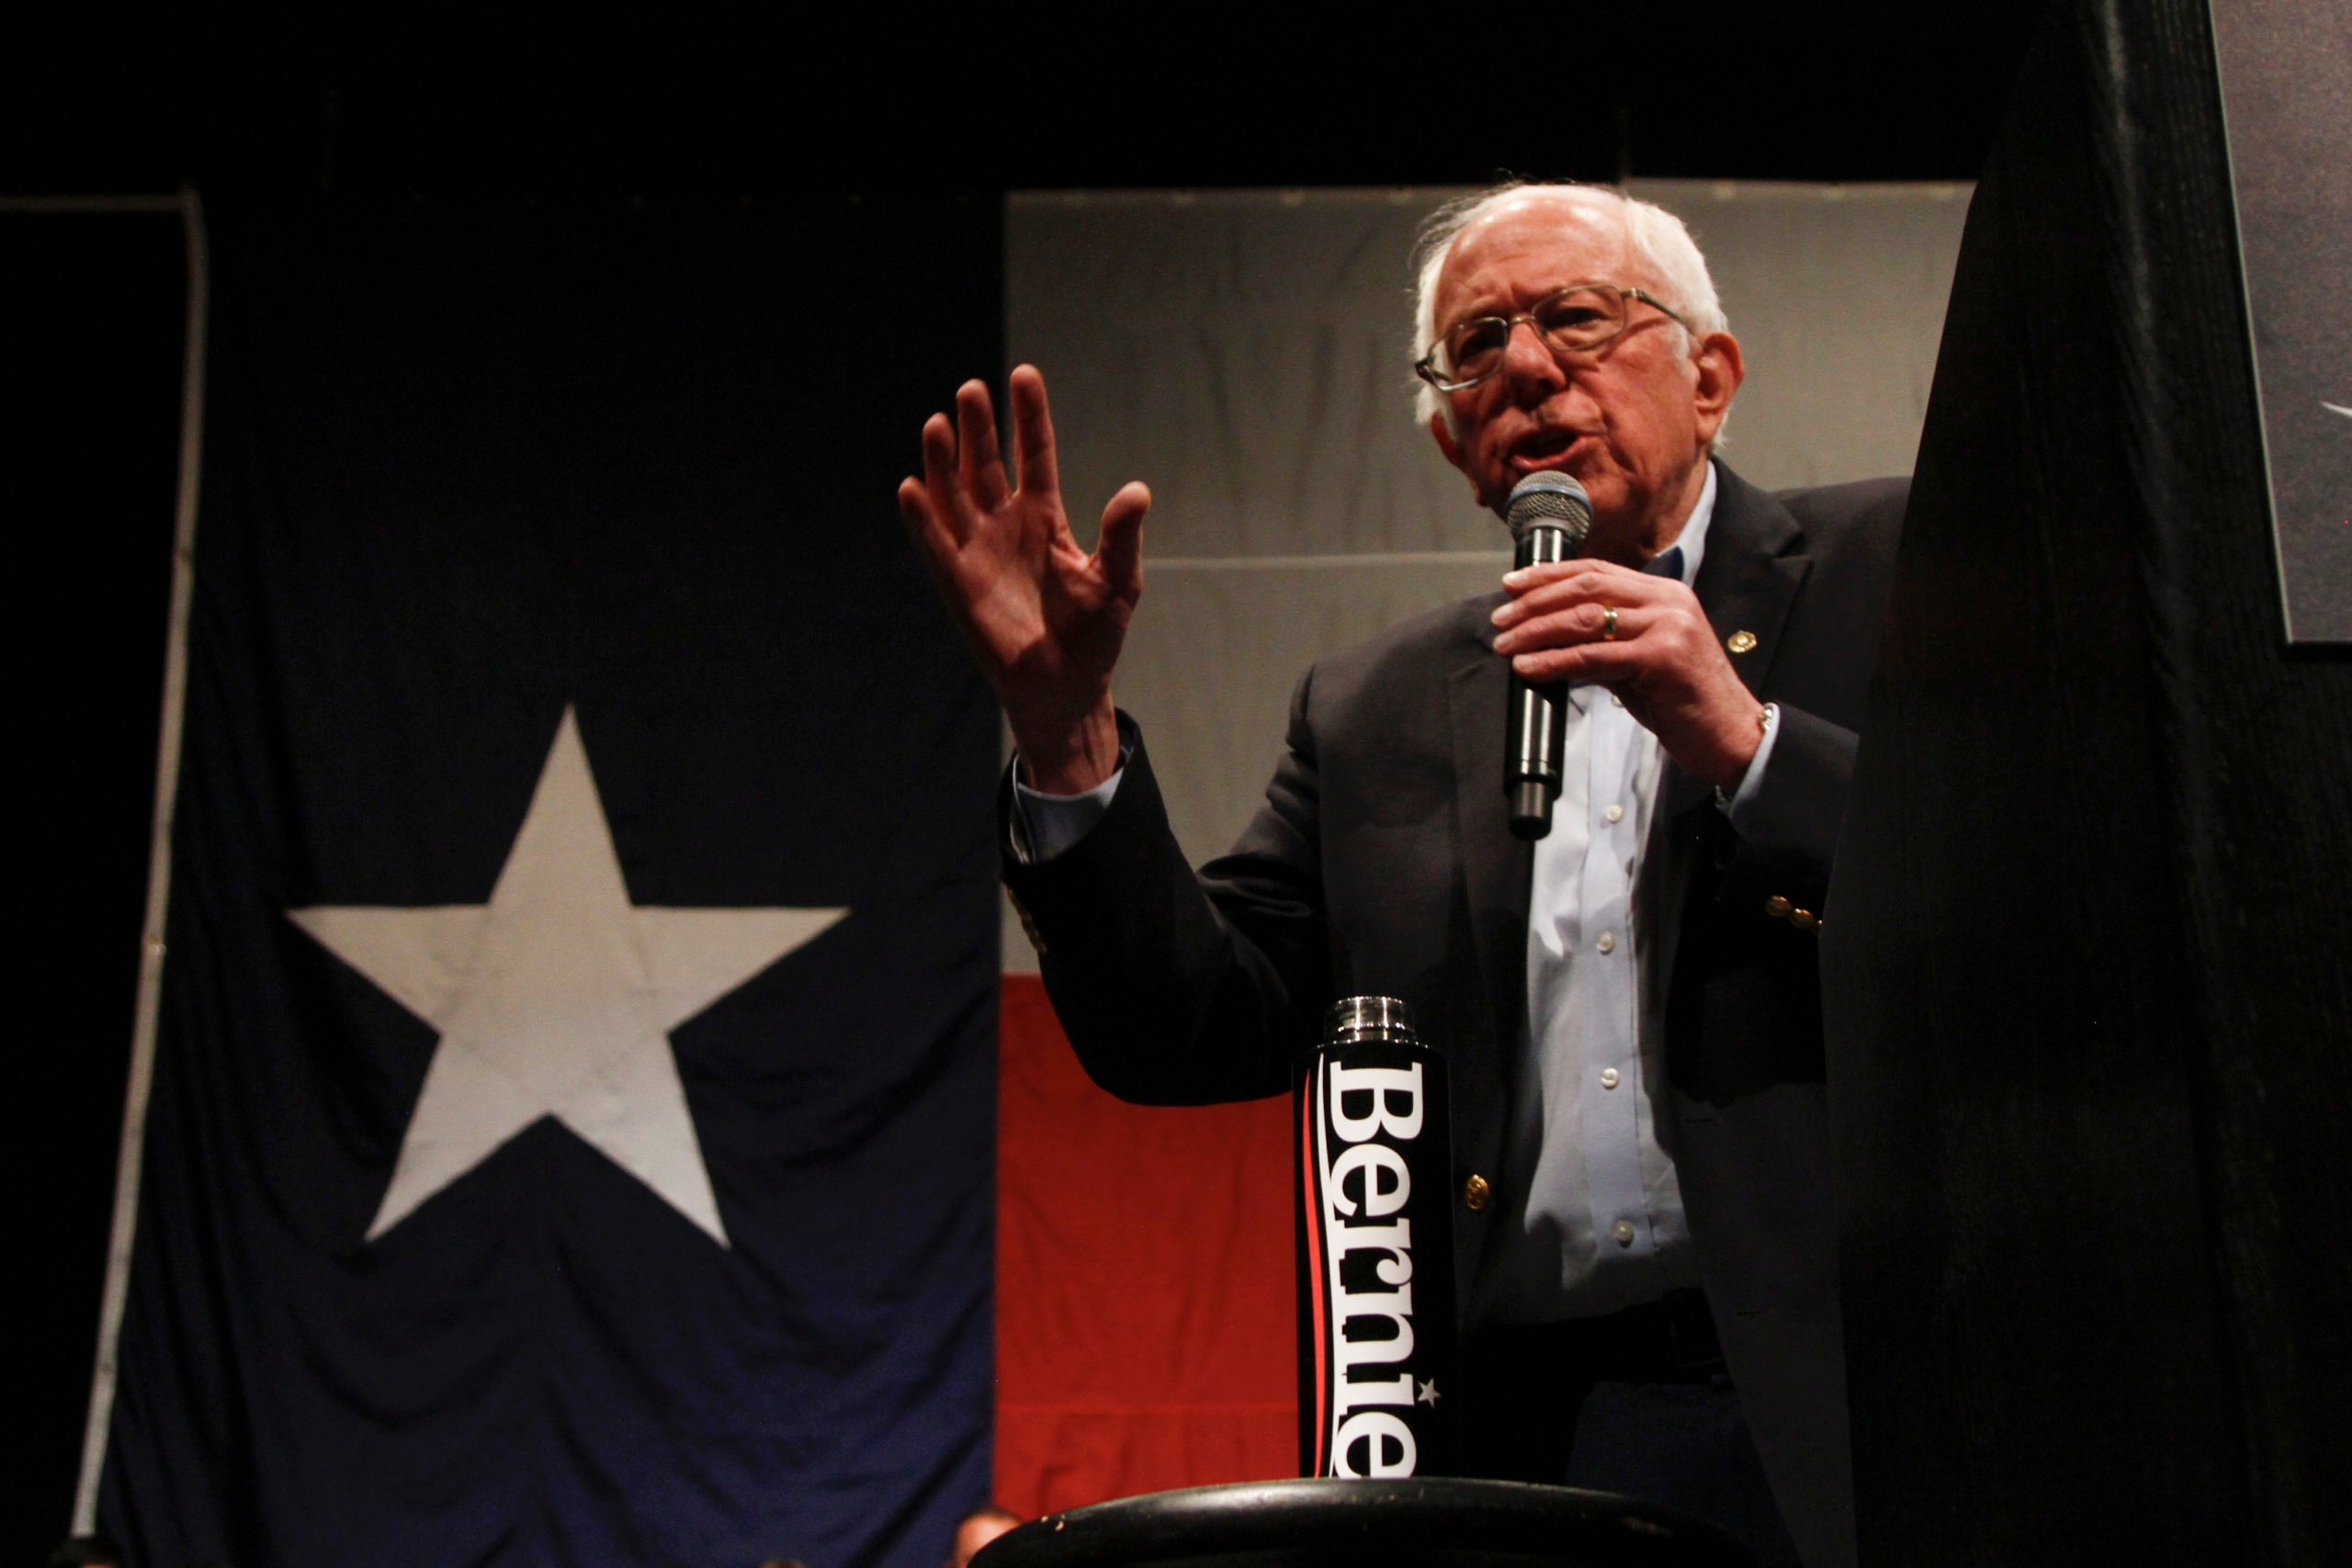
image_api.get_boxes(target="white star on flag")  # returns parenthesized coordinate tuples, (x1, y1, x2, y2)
(291, 707, 845, 1247)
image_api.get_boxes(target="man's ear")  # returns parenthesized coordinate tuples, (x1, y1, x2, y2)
(1428, 411, 1462, 466)
(1690, 331, 1746, 446)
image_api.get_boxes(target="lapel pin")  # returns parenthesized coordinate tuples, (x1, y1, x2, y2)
(1726, 629, 1758, 655)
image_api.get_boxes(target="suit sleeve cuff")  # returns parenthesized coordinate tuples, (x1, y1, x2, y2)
(1009, 761, 1127, 864)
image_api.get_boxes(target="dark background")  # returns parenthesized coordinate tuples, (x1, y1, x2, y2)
(7, 6, 2041, 195)
(7, 6, 2041, 1561)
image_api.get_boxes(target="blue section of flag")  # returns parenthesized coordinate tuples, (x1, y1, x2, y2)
(98, 195, 1004, 1568)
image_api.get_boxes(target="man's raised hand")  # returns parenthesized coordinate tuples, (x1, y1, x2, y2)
(897, 364, 1150, 794)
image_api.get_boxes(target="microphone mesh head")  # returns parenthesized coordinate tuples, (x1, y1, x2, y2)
(1506, 470, 1593, 543)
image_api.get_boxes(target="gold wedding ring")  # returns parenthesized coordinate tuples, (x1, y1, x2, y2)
(1600, 604, 1619, 639)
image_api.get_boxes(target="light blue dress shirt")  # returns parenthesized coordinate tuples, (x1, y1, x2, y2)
(1013, 461, 1780, 1325)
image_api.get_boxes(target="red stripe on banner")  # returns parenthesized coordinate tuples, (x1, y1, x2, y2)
(995, 975, 1295, 1517)
(1299, 1083, 1328, 1476)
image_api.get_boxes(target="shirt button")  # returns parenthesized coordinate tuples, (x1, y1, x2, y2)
(1611, 1220, 1636, 1246)
(1600, 1066, 1621, 1089)
(1604, 804, 1624, 823)
(1596, 931, 1617, 954)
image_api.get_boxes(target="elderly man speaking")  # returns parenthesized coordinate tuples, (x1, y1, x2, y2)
(899, 183, 1905, 1568)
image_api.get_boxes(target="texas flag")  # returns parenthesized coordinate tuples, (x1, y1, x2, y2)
(91, 190, 1306, 1568)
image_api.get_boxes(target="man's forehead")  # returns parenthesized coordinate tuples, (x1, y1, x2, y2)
(1436, 192, 1639, 309)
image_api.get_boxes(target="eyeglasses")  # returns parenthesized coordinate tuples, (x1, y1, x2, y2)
(1414, 283, 1693, 392)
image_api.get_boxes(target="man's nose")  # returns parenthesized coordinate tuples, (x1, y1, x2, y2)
(1498, 318, 1568, 396)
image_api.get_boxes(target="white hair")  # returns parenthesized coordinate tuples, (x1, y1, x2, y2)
(1408, 181, 1729, 432)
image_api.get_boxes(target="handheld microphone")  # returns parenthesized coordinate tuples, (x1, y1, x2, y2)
(1502, 471, 1593, 839)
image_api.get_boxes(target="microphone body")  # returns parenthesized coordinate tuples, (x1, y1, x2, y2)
(1502, 472, 1593, 840)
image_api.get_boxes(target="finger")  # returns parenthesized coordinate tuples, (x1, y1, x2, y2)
(1510, 638, 1650, 684)
(1494, 603, 1650, 656)
(897, 477, 957, 570)
(1009, 364, 1061, 500)
(1095, 481, 1152, 604)
(1501, 556, 1615, 592)
(920, 412, 978, 541)
(956, 380, 1011, 510)
(1495, 567, 1676, 627)
(1498, 557, 1664, 605)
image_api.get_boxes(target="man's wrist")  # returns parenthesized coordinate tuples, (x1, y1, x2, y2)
(1012, 702, 1121, 795)
(1715, 702, 1781, 812)
(1706, 701, 1770, 791)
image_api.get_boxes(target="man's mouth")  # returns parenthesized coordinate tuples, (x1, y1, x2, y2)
(1507, 427, 1589, 472)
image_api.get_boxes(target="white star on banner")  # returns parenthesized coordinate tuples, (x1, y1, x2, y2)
(291, 707, 846, 1247)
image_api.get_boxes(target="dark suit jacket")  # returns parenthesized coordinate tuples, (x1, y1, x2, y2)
(1003, 462, 1905, 1568)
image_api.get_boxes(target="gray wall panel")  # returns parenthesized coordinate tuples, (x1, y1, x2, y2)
(1001, 183, 1967, 973)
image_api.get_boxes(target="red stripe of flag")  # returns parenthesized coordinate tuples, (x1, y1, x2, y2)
(993, 975, 1295, 1516)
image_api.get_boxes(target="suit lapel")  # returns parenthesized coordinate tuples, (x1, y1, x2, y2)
(1665, 464, 1812, 815)
(1652, 464, 1812, 982)
(1447, 596, 1532, 1055)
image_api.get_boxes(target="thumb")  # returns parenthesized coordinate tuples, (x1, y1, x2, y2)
(1095, 481, 1151, 604)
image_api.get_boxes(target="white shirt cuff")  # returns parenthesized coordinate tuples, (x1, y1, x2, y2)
(1010, 765, 1125, 864)
(1717, 702, 1781, 825)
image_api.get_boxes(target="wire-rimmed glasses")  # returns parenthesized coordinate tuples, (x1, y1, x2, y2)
(1415, 284, 1693, 392)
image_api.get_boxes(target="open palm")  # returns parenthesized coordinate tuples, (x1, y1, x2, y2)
(898, 365, 1150, 793)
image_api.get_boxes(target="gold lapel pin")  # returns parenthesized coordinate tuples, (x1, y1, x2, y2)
(1726, 629, 1758, 655)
